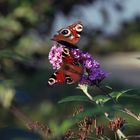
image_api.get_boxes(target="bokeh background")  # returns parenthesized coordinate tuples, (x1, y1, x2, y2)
(0, 0, 140, 139)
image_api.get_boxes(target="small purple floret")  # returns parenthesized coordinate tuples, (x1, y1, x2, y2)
(71, 48, 108, 85)
(48, 44, 64, 70)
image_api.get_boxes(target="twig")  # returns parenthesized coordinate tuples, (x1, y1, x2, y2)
(126, 135, 140, 139)
(121, 108, 140, 121)
(116, 129, 127, 140)
(10, 105, 51, 138)
(10, 105, 31, 125)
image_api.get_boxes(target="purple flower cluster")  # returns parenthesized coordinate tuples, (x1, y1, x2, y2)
(71, 48, 108, 85)
(48, 44, 64, 70)
(48, 43, 107, 86)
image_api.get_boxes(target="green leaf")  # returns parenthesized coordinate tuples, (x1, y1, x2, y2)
(58, 95, 92, 104)
(109, 89, 132, 101)
(59, 119, 76, 133)
(123, 94, 140, 99)
(93, 95, 111, 105)
(105, 85, 112, 90)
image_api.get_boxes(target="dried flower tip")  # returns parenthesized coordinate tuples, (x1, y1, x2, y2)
(95, 125, 104, 136)
(78, 116, 94, 138)
(62, 129, 74, 140)
(84, 116, 94, 126)
(108, 117, 125, 131)
(27, 121, 51, 136)
(77, 129, 87, 140)
(73, 105, 84, 116)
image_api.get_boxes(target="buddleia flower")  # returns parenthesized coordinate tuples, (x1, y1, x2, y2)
(48, 43, 108, 86)
(71, 48, 108, 86)
(48, 44, 64, 70)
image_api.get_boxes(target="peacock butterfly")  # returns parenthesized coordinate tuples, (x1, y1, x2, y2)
(52, 21, 83, 47)
(48, 48, 83, 86)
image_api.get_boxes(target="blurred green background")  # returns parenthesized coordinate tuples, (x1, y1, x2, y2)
(0, 0, 140, 139)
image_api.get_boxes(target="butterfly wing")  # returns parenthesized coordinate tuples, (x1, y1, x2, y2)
(52, 21, 83, 45)
(48, 47, 83, 86)
(48, 68, 78, 85)
(64, 63, 82, 84)
(48, 69, 65, 86)
(62, 47, 83, 84)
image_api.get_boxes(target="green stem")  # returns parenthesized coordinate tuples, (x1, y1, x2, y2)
(116, 129, 127, 140)
(77, 84, 94, 101)
(121, 108, 140, 121)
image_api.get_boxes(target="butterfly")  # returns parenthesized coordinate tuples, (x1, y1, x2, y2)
(48, 47, 83, 86)
(52, 21, 83, 47)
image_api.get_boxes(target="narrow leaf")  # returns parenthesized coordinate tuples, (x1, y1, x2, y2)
(93, 95, 111, 105)
(110, 89, 132, 101)
(58, 95, 92, 104)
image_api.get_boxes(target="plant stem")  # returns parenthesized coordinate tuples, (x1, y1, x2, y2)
(116, 129, 127, 140)
(77, 84, 94, 101)
(121, 108, 140, 121)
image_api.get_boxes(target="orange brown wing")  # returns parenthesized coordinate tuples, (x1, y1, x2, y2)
(52, 21, 83, 45)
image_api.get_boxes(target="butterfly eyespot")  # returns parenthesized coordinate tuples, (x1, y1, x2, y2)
(75, 24, 83, 32)
(48, 78, 56, 85)
(63, 48, 70, 55)
(65, 77, 74, 84)
(60, 29, 71, 37)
